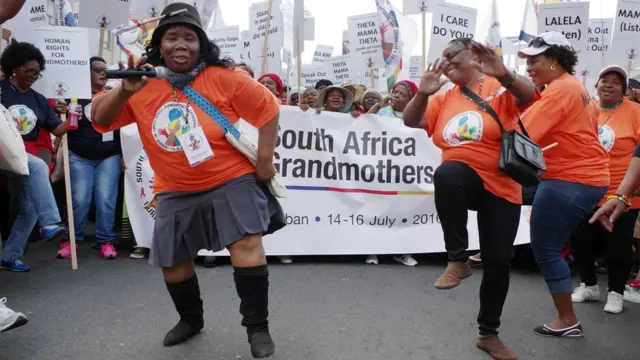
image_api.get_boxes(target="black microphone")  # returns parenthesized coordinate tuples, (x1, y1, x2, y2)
(105, 67, 167, 80)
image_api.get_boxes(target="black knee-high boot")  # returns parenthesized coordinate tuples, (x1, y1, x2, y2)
(163, 274, 204, 347)
(233, 265, 274, 359)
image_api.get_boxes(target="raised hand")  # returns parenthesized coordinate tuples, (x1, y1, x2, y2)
(469, 42, 509, 78)
(419, 58, 449, 96)
(120, 54, 153, 94)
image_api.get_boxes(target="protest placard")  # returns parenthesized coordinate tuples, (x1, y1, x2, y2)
(359, 68, 387, 93)
(538, 2, 589, 74)
(207, 26, 241, 61)
(249, 0, 284, 73)
(239, 30, 252, 65)
(427, 2, 476, 64)
(409, 56, 422, 84)
(348, 13, 385, 72)
(15, 26, 91, 100)
(328, 55, 353, 84)
(611, 0, 640, 68)
(130, 0, 164, 19)
(402, 0, 440, 16)
(586, 18, 613, 78)
(78, 0, 131, 30)
(290, 63, 331, 88)
(3, 0, 51, 49)
(312, 44, 334, 63)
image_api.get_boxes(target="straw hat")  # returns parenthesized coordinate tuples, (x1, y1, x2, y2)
(318, 85, 354, 112)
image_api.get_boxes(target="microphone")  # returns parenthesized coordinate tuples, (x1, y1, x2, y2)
(105, 67, 167, 80)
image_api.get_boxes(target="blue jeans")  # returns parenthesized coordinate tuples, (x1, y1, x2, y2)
(530, 179, 607, 293)
(2, 154, 62, 262)
(69, 151, 121, 242)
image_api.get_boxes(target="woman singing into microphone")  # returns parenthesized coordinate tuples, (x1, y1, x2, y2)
(91, 4, 285, 358)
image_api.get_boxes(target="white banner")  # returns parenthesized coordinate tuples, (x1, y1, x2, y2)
(207, 26, 241, 61)
(328, 55, 354, 84)
(585, 18, 613, 79)
(78, 0, 130, 30)
(428, 2, 477, 64)
(312, 44, 334, 63)
(537, 2, 589, 73)
(239, 30, 252, 66)
(130, 0, 164, 19)
(121, 107, 532, 255)
(611, 0, 640, 68)
(348, 13, 385, 71)
(14, 26, 91, 100)
(290, 63, 331, 88)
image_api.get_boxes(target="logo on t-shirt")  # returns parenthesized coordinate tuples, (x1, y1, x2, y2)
(84, 103, 92, 122)
(598, 125, 615, 152)
(151, 102, 199, 152)
(442, 111, 483, 146)
(8, 105, 37, 135)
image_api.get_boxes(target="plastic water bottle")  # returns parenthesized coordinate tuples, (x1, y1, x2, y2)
(67, 98, 80, 130)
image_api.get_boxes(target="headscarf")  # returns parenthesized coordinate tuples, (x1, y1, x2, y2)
(287, 86, 305, 104)
(392, 80, 418, 99)
(363, 88, 382, 101)
(257, 73, 284, 96)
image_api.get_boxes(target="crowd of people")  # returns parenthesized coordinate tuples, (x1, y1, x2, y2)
(2, 2, 640, 360)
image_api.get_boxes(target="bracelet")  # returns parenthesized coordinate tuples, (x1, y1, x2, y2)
(607, 194, 632, 207)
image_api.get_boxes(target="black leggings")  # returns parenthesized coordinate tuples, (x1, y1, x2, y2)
(570, 208, 639, 295)
(434, 161, 520, 335)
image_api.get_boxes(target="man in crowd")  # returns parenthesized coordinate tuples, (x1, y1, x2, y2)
(0, 0, 28, 333)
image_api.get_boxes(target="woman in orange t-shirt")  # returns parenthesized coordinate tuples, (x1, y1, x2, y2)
(403, 38, 536, 360)
(91, 4, 284, 357)
(569, 66, 640, 314)
(518, 32, 609, 338)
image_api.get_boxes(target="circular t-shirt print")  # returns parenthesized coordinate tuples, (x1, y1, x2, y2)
(84, 103, 92, 122)
(9, 105, 37, 135)
(598, 125, 615, 152)
(442, 111, 484, 146)
(151, 102, 199, 152)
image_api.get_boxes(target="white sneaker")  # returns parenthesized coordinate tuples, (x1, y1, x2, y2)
(279, 256, 293, 264)
(572, 283, 600, 303)
(604, 291, 624, 314)
(393, 254, 418, 267)
(624, 285, 640, 304)
(365, 255, 379, 265)
(0, 298, 28, 332)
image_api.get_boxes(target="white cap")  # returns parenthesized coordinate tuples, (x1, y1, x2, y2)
(517, 32, 573, 58)
(599, 65, 628, 85)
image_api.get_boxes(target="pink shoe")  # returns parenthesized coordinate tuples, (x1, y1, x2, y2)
(100, 243, 117, 260)
(56, 241, 78, 259)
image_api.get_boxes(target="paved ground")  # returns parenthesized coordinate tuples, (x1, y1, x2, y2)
(1, 241, 639, 360)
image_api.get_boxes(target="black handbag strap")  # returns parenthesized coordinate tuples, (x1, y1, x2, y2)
(460, 87, 530, 138)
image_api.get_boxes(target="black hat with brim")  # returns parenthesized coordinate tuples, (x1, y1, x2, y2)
(151, 2, 206, 44)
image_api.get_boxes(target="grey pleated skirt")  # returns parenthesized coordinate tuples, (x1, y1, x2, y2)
(149, 174, 286, 268)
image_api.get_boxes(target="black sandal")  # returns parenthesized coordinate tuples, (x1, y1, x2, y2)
(533, 322, 583, 337)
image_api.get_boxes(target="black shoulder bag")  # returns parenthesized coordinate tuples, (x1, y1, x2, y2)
(461, 87, 546, 187)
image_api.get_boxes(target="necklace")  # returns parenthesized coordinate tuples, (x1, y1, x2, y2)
(391, 107, 403, 119)
(598, 101, 621, 129)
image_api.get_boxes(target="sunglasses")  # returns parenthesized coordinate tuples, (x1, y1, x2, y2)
(20, 67, 42, 79)
(91, 66, 107, 74)
(444, 47, 469, 61)
(528, 37, 549, 48)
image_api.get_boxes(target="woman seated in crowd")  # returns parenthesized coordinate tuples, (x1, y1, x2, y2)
(0, 41, 69, 272)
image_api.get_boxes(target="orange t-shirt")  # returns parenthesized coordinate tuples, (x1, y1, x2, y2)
(424, 77, 524, 204)
(521, 73, 609, 187)
(93, 66, 280, 194)
(595, 99, 640, 208)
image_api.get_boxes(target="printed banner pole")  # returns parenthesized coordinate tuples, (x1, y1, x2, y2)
(61, 116, 78, 270)
(98, 27, 105, 58)
(421, 9, 426, 72)
(261, 0, 273, 75)
(296, 25, 302, 99)
(369, 65, 375, 88)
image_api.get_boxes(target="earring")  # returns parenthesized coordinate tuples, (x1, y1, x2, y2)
(550, 64, 556, 71)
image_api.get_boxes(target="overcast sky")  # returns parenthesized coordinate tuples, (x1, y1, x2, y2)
(219, 0, 618, 61)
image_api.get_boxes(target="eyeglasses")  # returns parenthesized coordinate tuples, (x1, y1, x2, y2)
(528, 37, 549, 48)
(91, 66, 107, 74)
(20, 67, 42, 79)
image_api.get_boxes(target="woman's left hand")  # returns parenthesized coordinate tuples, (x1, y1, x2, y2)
(469, 42, 509, 78)
(589, 198, 628, 232)
(256, 159, 276, 182)
(55, 100, 68, 114)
